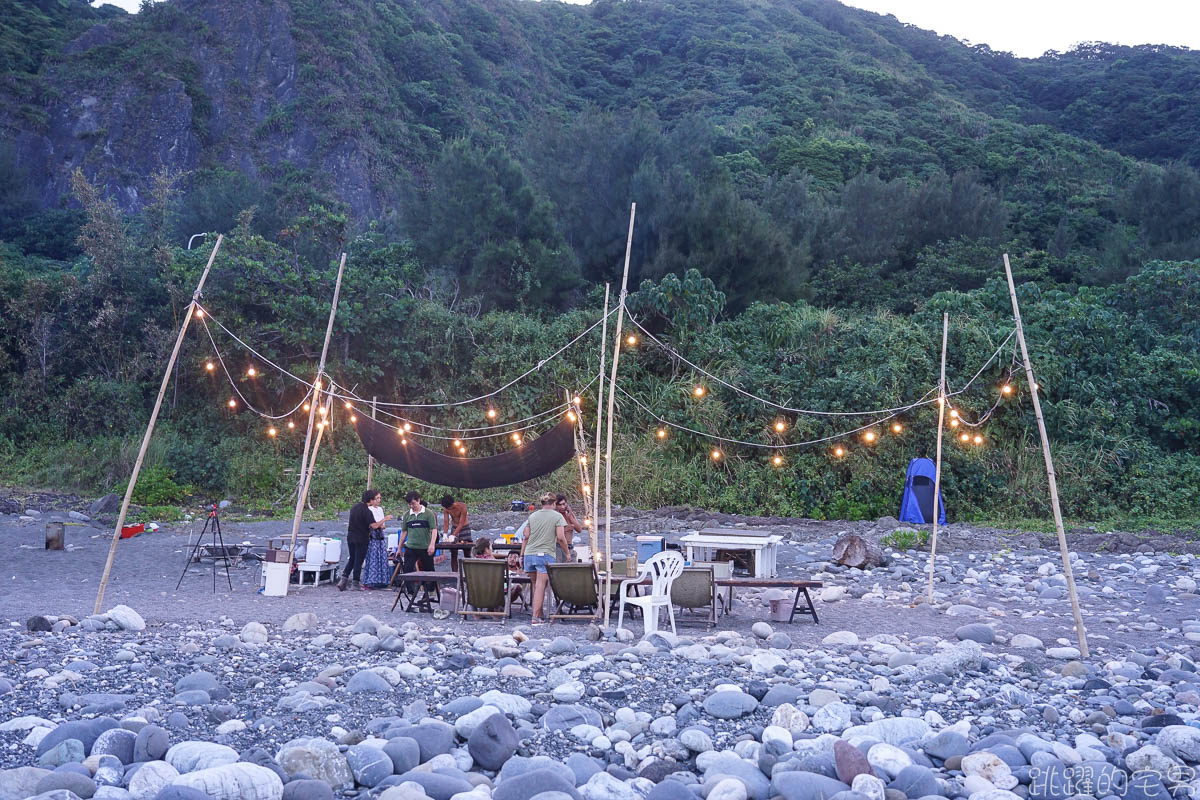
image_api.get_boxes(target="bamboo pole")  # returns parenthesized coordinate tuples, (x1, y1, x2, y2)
(366, 396, 377, 489)
(1003, 253, 1089, 657)
(284, 253, 347, 587)
(926, 312, 948, 604)
(590, 285, 610, 566)
(94, 234, 224, 614)
(603, 205, 636, 629)
(568, 389, 590, 559)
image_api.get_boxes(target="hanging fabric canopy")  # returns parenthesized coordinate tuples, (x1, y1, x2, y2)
(898, 457, 947, 525)
(353, 413, 578, 489)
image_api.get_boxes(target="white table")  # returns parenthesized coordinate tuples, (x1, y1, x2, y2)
(680, 529, 782, 579)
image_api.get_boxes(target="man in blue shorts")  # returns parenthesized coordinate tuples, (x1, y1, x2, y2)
(520, 492, 568, 624)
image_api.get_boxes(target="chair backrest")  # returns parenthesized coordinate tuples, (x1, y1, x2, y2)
(461, 558, 506, 610)
(547, 563, 598, 606)
(643, 550, 685, 597)
(692, 560, 733, 580)
(670, 567, 714, 608)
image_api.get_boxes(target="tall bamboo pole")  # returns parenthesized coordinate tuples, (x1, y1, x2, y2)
(926, 312, 948, 604)
(1003, 253, 1089, 657)
(284, 253, 347, 586)
(603, 205, 636, 629)
(366, 397, 377, 489)
(590, 285, 611, 566)
(94, 234, 224, 614)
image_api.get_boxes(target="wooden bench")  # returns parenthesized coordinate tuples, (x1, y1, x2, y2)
(717, 578, 822, 624)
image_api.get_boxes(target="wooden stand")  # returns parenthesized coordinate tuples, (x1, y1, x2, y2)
(94, 234, 224, 614)
(926, 313, 948, 604)
(603, 205, 636, 629)
(1003, 253, 1089, 657)
(284, 253, 347, 587)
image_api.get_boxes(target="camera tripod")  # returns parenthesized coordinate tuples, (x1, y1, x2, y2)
(176, 501, 234, 592)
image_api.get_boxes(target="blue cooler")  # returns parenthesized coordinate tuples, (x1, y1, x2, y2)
(636, 535, 666, 563)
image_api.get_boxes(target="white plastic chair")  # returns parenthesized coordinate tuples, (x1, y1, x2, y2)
(617, 550, 685, 635)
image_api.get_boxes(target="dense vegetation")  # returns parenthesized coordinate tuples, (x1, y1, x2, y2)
(0, 0, 1198, 524)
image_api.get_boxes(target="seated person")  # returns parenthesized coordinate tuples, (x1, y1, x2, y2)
(471, 536, 494, 559)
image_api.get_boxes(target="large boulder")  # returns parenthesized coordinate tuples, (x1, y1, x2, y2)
(165, 742, 239, 773)
(832, 534, 884, 569)
(468, 713, 519, 771)
(276, 738, 353, 788)
(171, 763, 283, 800)
(127, 760, 180, 800)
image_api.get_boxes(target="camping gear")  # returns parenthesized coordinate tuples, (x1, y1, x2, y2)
(636, 535, 666, 563)
(670, 566, 718, 627)
(263, 562, 289, 596)
(692, 560, 734, 612)
(898, 457, 946, 525)
(322, 537, 342, 562)
(457, 558, 511, 619)
(355, 413, 578, 489)
(574, 544, 591, 564)
(617, 550, 685, 635)
(510, 500, 527, 512)
(119, 523, 145, 540)
(547, 563, 600, 620)
(680, 529, 782, 578)
(304, 538, 326, 565)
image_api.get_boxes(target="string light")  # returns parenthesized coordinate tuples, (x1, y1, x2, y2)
(314, 380, 322, 389)
(949, 409, 959, 418)
(246, 367, 256, 377)
(583, 484, 591, 494)
(303, 403, 310, 412)
(1002, 384, 1013, 395)
(318, 405, 327, 416)
(350, 415, 357, 423)
(453, 439, 462, 447)
(402, 422, 411, 432)
(693, 386, 706, 398)
(267, 427, 276, 437)
(227, 398, 237, 408)
(457, 445, 466, 455)
(711, 448, 722, 461)
(511, 432, 522, 443)
(579, 455, 587, 465)
(656, 428, 667, 439)
(959, 432, 970, 443)
(567, 410, 577, 422)
(626, 335, 638, 346)
(318, 420, 326, 429)
(573, 395, 581, 406)
(891, 423, 903, 434)
(193, 308, 203, 319)
(973, 434, 983, 445)
(345, 401, 353, 409)
(583, 517, 592, 528)
(950, 418, 960, 428)
(774, 420, 786, 433)
(486, 408, 497, 419)
(205, 362, 215, 372)
(287, 421, 295, 429)
(863, 430, 877, 444)
(772, 453, 783, 467)
(833, 446, 845, 458)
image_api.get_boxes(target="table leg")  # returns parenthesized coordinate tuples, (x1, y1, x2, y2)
(789, 586, 819, 624)
(450, 548, 458, 573)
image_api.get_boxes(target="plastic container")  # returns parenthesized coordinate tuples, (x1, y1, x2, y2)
(263, 562, 289, 596)
(304, 539, 326, 565)
(323, 537, 342, 562)
(575, 544, 590, 564)
(636, 535, 666, 563)
(387, 533, 399, 552)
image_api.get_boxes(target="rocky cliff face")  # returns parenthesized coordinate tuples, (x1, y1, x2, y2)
(2, 0, 383, 217)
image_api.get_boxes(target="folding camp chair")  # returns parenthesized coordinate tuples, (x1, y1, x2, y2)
(457, 558, 511, 619)
(546, 563, 600, 621)
(670, 566, 718, 627)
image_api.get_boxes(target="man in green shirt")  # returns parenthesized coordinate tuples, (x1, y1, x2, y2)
(521, 492, 568, 625)
(399, 490, 439, 604)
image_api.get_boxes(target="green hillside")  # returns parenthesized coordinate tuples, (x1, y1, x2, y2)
(0, 0, 1197, 523)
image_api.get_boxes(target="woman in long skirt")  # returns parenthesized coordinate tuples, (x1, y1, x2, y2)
(361, 505, 392, 589)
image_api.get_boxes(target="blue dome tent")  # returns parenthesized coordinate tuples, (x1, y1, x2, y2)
(898, 457, 946, 524)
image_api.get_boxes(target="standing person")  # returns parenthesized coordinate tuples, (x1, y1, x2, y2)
(340, 489, 388, 591)
(440, 495, 472, 542)
(361, 497, 395, 589)
(520, 492, 568, 625)
(555, 494, 584, 562)
(399, 490, 439, 603)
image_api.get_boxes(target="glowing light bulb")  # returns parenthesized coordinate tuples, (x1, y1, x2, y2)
(205, 362, 215, 372)
(350, 415, 357, 423)
(579, 455, 587, 465)
(303, 403, 310, 412)
(693, 386, 706, 398)
(567, 411, 577, 422)
(453, 439, 462, 447)
(318, 420, 326, 429)
(267, 427, 276, 437)
(584, 518, 592, 528)
(774, 420, 786, 433)
(193, 308, 203, 319)
(772, 454, 783, 466)
(511, 432, 522, 443)
(626, 335, 638, 346)
(892, 423, 903, 434)
(246, 367, 256, 377)
(314, 380, 322, 389)
(656, 428, 667, 439)
(950, 409, 959, 419)
(960, 432, 970, 443)
(950, 418, 960, 428)
(1002, 384, 1013, 395)
(287, 421, 295, 429)
(864, 430, 877, 444)
(834, 446, 845, 458)
(345, 401, 353, 409)
(973, 434, 983, 445)
(318, 405, 327, 416)
(458, 446, 466, 455)
(938, 396, 945, 406)
(486, 408, 497, 419)
(573, 395, 581, 406)
(1034, 383, 1041, 391)
(711, 449, 722, 461)
(227, 398, 236, 408)
(402, 422, 411, 432)
(583, 484, 591, 494)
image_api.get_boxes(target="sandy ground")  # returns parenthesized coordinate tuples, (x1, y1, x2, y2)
(3, 502, 1197, 661)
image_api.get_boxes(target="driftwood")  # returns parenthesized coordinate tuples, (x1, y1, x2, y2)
(832, 533, 884, 569)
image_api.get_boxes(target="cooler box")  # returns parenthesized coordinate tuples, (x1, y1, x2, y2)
(120, 523, 145, 539)
(636, 535, 666, 563)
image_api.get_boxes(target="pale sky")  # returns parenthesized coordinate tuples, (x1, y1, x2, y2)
(94, 0, 1198, 59)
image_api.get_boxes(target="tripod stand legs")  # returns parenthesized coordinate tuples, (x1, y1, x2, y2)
(176, 512, 234, 592)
